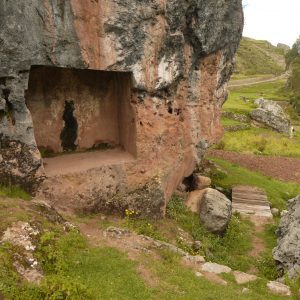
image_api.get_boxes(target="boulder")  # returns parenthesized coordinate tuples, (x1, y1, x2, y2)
(251, 99, 290, 133)
(193, 175, 211, 190)
(199, 188, 232, 234)
(273, 195, 300, 279)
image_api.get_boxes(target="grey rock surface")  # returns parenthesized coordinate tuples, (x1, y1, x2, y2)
(273, 195, 300, 279)
(251, 98, 290, 133)
(199, 188, 232, 234)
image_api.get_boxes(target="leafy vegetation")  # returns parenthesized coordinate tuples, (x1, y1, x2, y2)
(208, 157, 300, 210)
(234, 37, 285, 76)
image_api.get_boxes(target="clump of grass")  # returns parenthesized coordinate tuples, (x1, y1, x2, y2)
(208, 157, 300, 210)
(214, 140, 226, 150)
(254, 137, 268, 153)
(0, 185, 31, 201)
(166, 195, 254, 271)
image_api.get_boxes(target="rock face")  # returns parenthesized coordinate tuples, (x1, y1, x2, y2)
(199, 188, 232, 234)
(273, 195, 300, 279)
(0, 1, 243, 216)
(251, 99, 290, 133)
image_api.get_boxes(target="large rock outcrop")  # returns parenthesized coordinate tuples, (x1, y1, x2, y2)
(273, 195, 300, 279)
(0, 1, 243, 216)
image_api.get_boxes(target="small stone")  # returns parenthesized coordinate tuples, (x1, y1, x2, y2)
(271, 208, 279, 217)
(100, 215, 107, 221)
(183, 254, 205, 265)
(195, 271, 203, 277)
(193, 175, 211, 190)
(267, 281, 291, 296)
(242, 288, 250, 294)
(232, 271, 257, 284)
(201, 262, 232, 274)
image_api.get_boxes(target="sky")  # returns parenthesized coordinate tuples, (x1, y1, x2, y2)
(242, 0, 300, 47)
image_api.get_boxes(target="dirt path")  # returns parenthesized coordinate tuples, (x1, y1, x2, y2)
(248, 216, 270, 258)
(209, 150, 300, 183)
(228, 72, 288, 89)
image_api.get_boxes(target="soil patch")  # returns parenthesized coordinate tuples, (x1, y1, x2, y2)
(209, 150, 300, 183)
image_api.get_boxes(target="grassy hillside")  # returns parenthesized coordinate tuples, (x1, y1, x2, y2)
(233, 37, 286, 77)
(1, 193, 294, 299)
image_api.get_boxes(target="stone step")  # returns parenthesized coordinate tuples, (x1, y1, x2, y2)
(232, 192, 268, 201)
(233, 204, 272, 216)
(232, 195, 269, 205)
(231, 185, 272, 218)
(232, 187, 266, 195)
(232, 203, 271, 212)
(233, 198, 269, 207)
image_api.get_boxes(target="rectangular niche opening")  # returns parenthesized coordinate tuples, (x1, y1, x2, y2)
(26, 66, 136, 175)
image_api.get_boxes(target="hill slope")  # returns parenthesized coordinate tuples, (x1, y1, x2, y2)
(234, 37, 286, 77)
(286, 38, 300, 114)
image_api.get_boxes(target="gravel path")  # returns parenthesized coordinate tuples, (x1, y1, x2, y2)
(208, 150, 300, 183)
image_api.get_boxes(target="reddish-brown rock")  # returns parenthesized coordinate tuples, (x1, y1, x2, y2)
(0, 0, 243, 216)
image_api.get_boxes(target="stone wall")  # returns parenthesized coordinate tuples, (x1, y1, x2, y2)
(0, 0, 243, 216)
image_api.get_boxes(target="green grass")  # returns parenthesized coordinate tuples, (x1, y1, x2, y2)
(225, 80, 289, 115)
(234, 37, 285, 76)
(0, 196, 295, 299)
(0, 185, 31, 201)
(219, 127, 300, 157)
(143, 249, 288, 300)
(208, 157, 300, 210)
(255, 222, 280, 280)
(221, 117, 244, 127)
